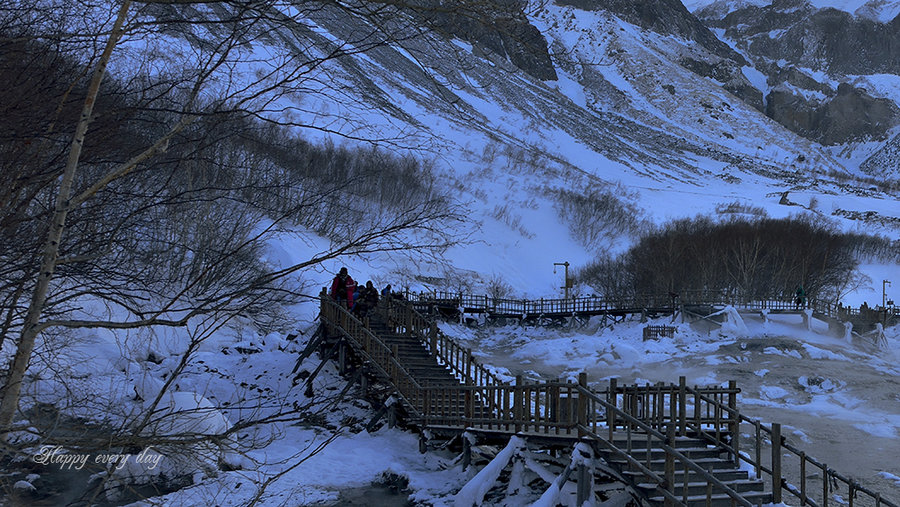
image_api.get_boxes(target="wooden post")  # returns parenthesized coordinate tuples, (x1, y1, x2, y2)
(728, 380, 740, 465)
(514, 375, 523, 433)
(465, 348, 473, 385)
(772, 422, 783, 504)
(391, 344, 399, 384)
(800, 451, 807, 505)
(550, 378, 560, 427)
(577, 372, 587, 437)
(387, 399, 397, 429)
(608, 377, 618, 435)
(664, 423, 675, 507)
(465, 389, 474, 422)
(678, 376, 687, 436)
(406, 308, 413, 337)
(576, 455, 592, 506)
(338, 342, 346, 375)
(462, 432, 472, 471)
(429, 323, 438, 355)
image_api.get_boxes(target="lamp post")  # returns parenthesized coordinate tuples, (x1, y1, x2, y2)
(883, 279, 891, 309)
(553, 261, 571, 300)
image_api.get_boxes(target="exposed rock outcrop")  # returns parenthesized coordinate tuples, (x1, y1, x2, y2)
(860, 132, 900, 177)
(557, 0, 746, 64)
(695, 0, 900, 144)
(766, 82, 899, 144)
(419, 0, 557, 80)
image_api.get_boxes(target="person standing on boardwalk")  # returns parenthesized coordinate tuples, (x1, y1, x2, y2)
(330, 267, 356, 309)
(795, 285, 806, 309)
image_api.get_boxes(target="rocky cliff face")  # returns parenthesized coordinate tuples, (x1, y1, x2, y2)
(861, 131, 900, 177)
(560, 0, 746, 64)
(695, 0, 900, 145)
(860, 131, 900, 177)
(711, 1, 900, 76)
(419, 0, 557, 81)
(766, 83, 900, 145)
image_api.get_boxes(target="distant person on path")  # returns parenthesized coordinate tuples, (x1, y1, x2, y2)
(330, 267, 356, 309)
(795, 285, 806, 309)
(381, 284, 392, 297)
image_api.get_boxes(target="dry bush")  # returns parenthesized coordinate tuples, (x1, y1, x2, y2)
(549, 184, 647, 252)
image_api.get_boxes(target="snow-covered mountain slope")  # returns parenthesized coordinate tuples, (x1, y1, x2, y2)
(251, 1, 897, 295)
(691, 0, 900, 171)
(687, 0, 900, 22)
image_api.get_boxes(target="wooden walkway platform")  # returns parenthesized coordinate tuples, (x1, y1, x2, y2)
(402, 290, 898, 330)
(316, 295, 899, 507)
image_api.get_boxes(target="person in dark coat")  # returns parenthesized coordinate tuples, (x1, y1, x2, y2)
(330, 267, 355, 309)
(795, 285, 806, 309)
(355, 280, 380, 316)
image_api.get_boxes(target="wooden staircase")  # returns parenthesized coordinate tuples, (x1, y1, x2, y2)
(602, 433, 770, 507)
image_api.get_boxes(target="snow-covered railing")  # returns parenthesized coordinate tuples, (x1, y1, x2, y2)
(685, 385, 899, 507)
(319, 297, 428, 418)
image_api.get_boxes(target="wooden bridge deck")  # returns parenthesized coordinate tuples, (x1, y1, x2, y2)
(404, 290, 898, 327)
(316, 295, 899, 507)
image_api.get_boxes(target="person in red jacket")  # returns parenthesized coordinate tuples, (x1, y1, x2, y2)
(330, 267, 355, 309)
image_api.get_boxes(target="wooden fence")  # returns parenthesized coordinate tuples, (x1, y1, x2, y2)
(403, 289, 899, 322)
(683, 385, 898, 507)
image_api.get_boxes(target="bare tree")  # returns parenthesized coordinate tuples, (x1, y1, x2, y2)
(0, 0, 472, 454)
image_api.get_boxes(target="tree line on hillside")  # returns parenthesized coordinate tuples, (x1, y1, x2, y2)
(579, 215, 898, 303)
(0, 1, 464, 501)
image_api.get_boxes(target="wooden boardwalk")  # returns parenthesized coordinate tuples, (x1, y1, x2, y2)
(316, 295, 899, 507)
(403, 289, 898, 329)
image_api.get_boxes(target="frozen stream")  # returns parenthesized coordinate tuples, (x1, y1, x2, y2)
(440, 312, 900, 501)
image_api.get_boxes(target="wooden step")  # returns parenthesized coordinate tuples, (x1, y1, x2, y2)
(623, 468, 750, 483)
(646, 490, 772, 507)
(606, 446, 724, 461)
(607, 456, 738, 473)
(638, 478, 765, 496)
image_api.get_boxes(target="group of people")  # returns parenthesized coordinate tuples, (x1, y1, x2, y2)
(329, 267, 394, 317)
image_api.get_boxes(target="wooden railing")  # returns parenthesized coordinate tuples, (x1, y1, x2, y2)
(578, 376, 753, 507)
(320, 297, 428, 417)
(685, 385, 899, 507)
(643, 325, 676, 340)
(403, 289, 900, 322)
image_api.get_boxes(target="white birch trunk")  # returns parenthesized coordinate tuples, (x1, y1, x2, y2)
(0, 1, 133, 434)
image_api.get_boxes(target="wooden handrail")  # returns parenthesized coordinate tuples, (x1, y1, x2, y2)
(686, 385, 899, 507)
(320, 297, 427, 417)
(576, 384, 753, 507)
(405, 289, 900, 322)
